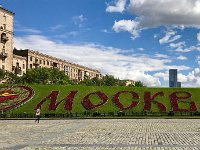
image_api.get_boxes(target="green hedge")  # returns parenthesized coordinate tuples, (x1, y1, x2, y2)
(2, 85, 199, 116)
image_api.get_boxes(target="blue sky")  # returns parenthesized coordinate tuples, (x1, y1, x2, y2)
(1, 0, 200, 87)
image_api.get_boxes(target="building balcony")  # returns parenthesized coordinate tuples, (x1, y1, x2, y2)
(1, 33, 9, 43)
(52, 62, 58, 68)
(33, 61, 40, 66)
(0, 52, 8, 58)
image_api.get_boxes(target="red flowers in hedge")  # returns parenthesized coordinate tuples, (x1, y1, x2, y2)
(113, 91, 139, 110)
(35, 91, 78, 110)
(1, 85, 197, 113)
(82, 91, 108, 110)
(170, 91, 197, 112)
(0, 86, 34, 111)
(35, 90, 198, 112)
(144, 91, 166, 112)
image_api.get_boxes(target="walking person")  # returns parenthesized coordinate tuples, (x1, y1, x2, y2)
(35, 107, 41, 123)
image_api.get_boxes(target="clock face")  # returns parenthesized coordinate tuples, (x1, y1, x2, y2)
(0, 86, 34, 111)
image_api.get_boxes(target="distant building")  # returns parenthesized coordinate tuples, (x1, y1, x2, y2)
(177, 82, 181, 88)
(169, 69, 177, 87)
(124, 80, 135, 86)
(169, 69, 181, 88)
(0, 6, 101, 82)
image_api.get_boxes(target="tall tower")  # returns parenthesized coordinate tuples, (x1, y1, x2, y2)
(0, 5, 15, 72)
(169, 69, 177, 87)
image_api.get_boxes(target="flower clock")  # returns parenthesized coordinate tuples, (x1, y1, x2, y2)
(0, 86, 34, 111)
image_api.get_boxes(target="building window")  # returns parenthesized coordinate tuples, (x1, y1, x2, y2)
(3, 24, 6, 30)
(23, 64, 25, 69)
(2, 65, 5, 70)
(3, 15, 6, 22)
(39, 60, 42, 64)
(16, 62, 19, 67)
(43, 60, 45, 65)
(30, 64, 32, 69)
(2, 58, 5, 63)
(30, 56, 32, 61)
(47, 61, 49, 66)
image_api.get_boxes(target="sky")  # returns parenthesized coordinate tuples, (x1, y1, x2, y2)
(1, 0, 200, 87)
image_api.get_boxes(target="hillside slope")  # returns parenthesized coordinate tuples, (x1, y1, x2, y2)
(2, 85, 199, 114)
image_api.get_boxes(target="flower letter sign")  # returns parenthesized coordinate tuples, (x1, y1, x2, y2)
(0, 85, 198, 112)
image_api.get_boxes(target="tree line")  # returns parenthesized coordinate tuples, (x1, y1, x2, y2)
(0, 68, 145, 87)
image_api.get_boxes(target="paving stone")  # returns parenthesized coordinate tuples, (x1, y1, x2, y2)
(1, 119, 200, 150)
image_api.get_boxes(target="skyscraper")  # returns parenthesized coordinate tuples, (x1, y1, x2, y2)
(169, 69, 177, 87)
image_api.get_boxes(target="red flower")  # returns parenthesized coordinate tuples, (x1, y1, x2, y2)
(143, 92, 166, 112)
(113, 91, 139, 110)
(169, 91, 197, 112)
(82, 91, 108, 110)
(0, 86, 34, 111)
(35, 90, 78, 111)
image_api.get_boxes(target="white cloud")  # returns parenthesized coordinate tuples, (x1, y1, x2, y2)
(49, 25, 65, 32)
(14, 35, 191, 87)
(15, 28, 41, 34)
(106, 0, 127, 13)
(180, 68, 200, 87)
(110, 0, 200, 39)
(197, 32, 200, 42)
(153, 34, 158, 38)
(159, 31, 181, 44)
(154, 71, 169, 81)
(154, 67, 200, 87)
(72, 14, 87, 27)
(170, 42, 186, 49)
(137, 48, 144, 51)
(154, 53, 169, 59)
(197, 56, 200, 66)
(14, 23, 41, 34)
(178, 73, 188, 83)
(177, 55, 187, 60)
(113, 20, 140, 39)
(174, 45, 200, 53)
(54, 31, 79, 39)
(101, 29, 112, 33)
(128, 0, 200, 28)
(169, 41, 200, 53)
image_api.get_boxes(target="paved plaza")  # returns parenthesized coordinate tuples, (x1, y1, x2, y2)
(1, 119, 200, 150)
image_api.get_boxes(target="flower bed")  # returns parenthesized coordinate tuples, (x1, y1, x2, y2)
(0, 86, 34, 111)
(1, 85, 199, 114)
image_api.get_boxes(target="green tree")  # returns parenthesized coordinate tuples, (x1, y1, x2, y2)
(134, 81, 145, 87)
(23, 67, 69, 84)
(91, 77, 103, 86)
(102, 75, 118, 86)
(6, 72, 23, 84)
(79, 78, 94, 86)
(50, 68, 69, 84)
(0, 69, 6, 82)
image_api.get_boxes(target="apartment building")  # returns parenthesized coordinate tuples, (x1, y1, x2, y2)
(0, 5, 14, 72)
(0, 6, 101, 81)
(13, 49, 101, 80)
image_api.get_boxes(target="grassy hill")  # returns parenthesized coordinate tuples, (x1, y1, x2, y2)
(4, 85, 200, 117)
